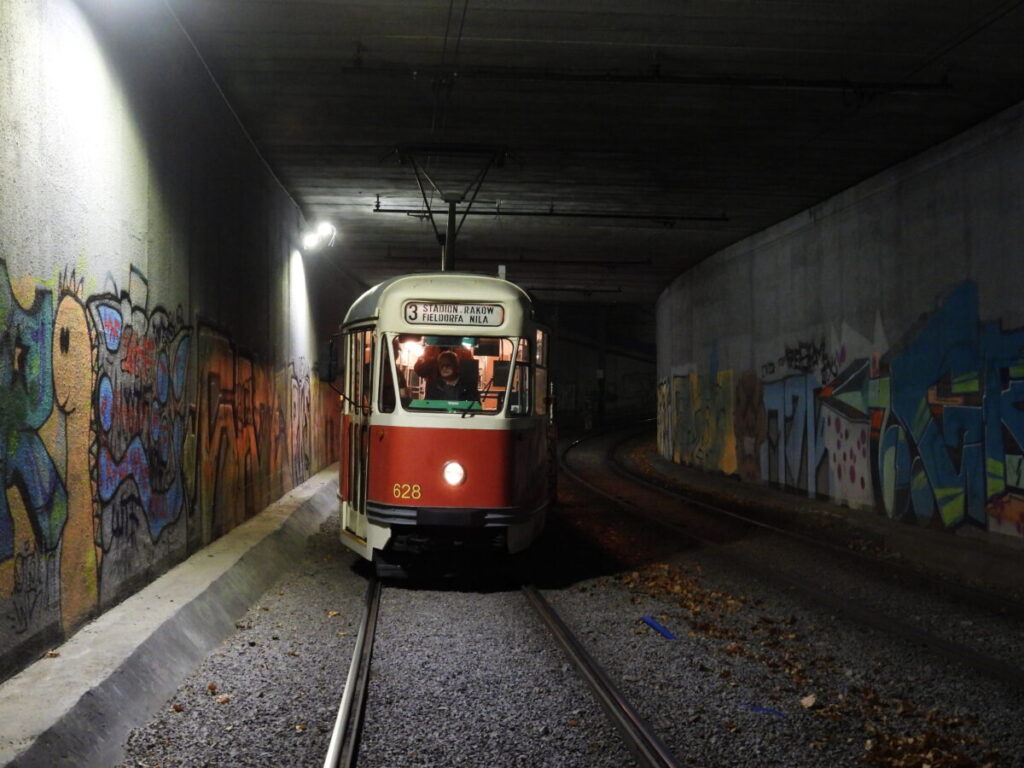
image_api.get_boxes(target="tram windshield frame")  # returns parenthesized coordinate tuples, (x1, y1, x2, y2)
(380, 333, 531, 416)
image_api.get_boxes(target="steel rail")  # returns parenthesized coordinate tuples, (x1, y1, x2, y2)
(561, 432, 1024, 692)
(324, 577, 383, 768)
(522, 584, 682, 768)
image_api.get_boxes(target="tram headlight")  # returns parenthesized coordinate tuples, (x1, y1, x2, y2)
(442, 461, 466, 486)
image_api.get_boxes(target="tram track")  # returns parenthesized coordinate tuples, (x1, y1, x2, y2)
(324, 576, 683, 768)
(324, 577, 382, 768)
(561, 428, 1024, 693)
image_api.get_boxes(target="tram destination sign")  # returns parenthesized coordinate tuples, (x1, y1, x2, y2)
(403, 301, 504, 327)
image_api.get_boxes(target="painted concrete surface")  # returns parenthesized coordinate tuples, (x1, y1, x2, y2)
(657, 99, 1024, 547)
(1, 0, 354, 677)
(0, 465, 339, 768)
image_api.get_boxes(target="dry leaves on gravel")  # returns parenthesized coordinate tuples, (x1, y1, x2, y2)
(863, 729, 1002, 768)
(619, 563, 1004, 766)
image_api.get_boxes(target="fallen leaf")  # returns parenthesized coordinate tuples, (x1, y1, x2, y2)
(567, 719, 579, 727)
(170, 704, 184, 712)
(327, 610, 341, 618)
(207, 683, 218, 695)
(216, 695, 231, 704)
(800, 694, 817, 709)
(295, 724, 307, 731)
(45, 651, 60, 659)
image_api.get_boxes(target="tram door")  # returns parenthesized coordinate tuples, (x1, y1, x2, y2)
(342, 328, 373, 540)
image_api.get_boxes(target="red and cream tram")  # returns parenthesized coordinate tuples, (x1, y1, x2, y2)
(333, 272, 554, 568)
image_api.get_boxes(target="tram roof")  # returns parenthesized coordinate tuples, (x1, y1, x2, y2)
(343, 272, 533, 327)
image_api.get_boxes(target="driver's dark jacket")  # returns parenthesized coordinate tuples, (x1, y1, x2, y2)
(425, 377, 479, 401)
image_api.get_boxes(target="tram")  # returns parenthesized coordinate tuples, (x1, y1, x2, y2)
(328, 272, 555, 569)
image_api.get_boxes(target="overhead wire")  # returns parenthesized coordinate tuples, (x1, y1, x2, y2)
(424, 0, 471, 222)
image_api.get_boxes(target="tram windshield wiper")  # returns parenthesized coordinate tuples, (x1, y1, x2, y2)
(461, 379, 493, 418)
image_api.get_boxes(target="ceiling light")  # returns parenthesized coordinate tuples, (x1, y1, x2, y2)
(300, 221, 338, 252)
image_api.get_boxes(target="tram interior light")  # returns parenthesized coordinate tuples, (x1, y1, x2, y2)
(399, 340, 425, 366)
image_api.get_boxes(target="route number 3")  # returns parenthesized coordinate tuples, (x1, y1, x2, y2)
(393, 483, 422, 499)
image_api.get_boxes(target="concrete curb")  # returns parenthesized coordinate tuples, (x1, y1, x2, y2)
(0, 465, 340, 768)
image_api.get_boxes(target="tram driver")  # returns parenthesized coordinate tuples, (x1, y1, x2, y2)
(424, 350, 479, 402)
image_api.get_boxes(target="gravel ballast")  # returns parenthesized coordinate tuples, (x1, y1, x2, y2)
(116, 431, 1024, 767)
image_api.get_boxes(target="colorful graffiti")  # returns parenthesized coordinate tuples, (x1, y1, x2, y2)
(89, 268, 191, 606)
(2, 258, 339, 675)
(820, 360, 874, 509)
(1, 261, 65, 638)
(194, 326, 337, 548)
(872, 282, 1024, 535)
(1, 262, 193, 643)
(658, 281, 1024, 539)
(669, 348, 736, 474)
(761, 373, 827, 495)
(196, 325, 285, 545)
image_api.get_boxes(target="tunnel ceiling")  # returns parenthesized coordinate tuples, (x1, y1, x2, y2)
(166, 0, 1024, 304)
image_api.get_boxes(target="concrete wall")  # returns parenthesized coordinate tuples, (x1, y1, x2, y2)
(0, 0, 356, 676)
(657, 100, 1024, 542)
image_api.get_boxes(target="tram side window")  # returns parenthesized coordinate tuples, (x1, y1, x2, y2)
(345, 329, 373, 414)
(508, 338, 531, 416)
(379, 348, 396, 413)
(534, 329, 548, 416)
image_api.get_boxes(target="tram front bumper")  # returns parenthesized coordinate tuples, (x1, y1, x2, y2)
(366, 500, 532, 528)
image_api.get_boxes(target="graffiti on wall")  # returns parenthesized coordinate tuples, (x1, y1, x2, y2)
(820, 360, 874, 509)
(657, 280, 1024, 538)
(656, 381, 671, 458)
(669, 349, 737, 475)
(761, 373, 828, 496)
(733, 372, 766, 483)
(196, 325, 285, 546)
(194, 325, 338, 548)
(90, 268, 191, 604)
(872, 281, 1024, 536)
(0, 261, 193, 645)
(1, 261, 65, 638)
(2, 258, 340, 670)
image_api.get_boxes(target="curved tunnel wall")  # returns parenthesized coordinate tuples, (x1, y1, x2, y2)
(0, 0, 355, 675)
(657, 100, 1024, 543)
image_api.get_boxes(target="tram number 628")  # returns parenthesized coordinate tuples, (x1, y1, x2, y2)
(393, 483, 422, 500)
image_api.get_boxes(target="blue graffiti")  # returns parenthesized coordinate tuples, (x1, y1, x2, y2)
(1, 262, 67, 560)
(90, 295, 191, 544)
(97, 437, 184, 539)
(885, 281, 1024, 527)
(761, 374, 827, 495)
(97, 304, 123, 351)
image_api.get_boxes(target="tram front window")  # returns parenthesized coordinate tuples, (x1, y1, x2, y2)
(389, 334, 517, 414)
